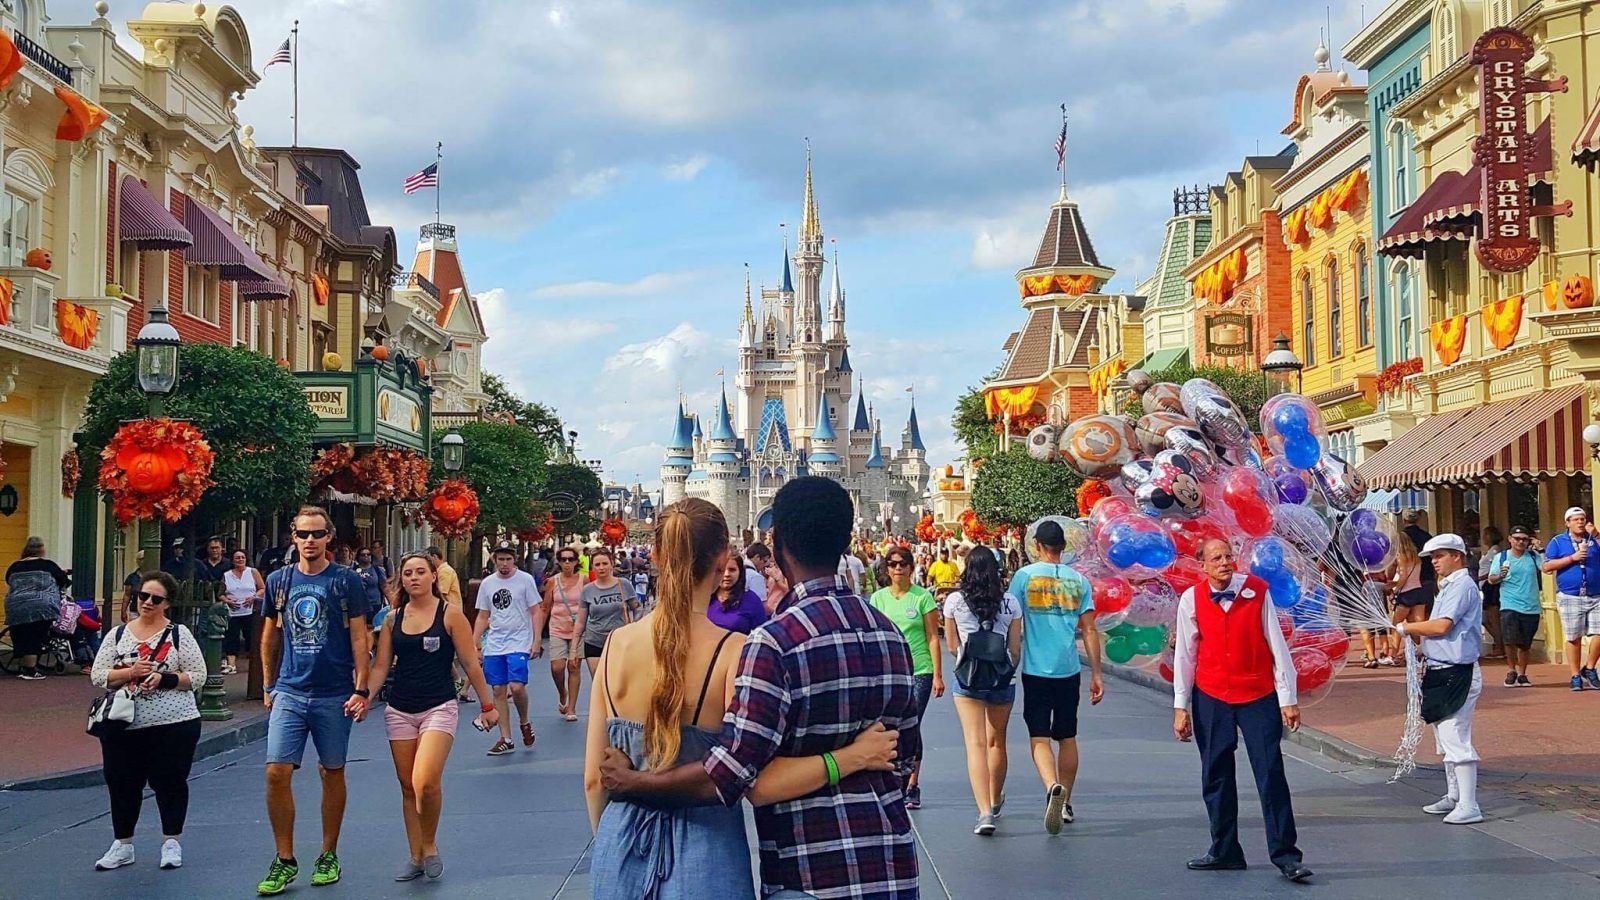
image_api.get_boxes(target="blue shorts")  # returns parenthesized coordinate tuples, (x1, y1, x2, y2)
(952, 682, 1016, 706)
(266, 690, 353, 769)
(483, 652, 529, 686)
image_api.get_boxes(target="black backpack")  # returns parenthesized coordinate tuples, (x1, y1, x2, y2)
(955, 615, 1015, 692)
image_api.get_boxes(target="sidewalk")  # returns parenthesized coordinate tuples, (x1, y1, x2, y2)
(0, 667, 266, 790)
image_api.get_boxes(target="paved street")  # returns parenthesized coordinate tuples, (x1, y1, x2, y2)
(2, 673, 1597, 899)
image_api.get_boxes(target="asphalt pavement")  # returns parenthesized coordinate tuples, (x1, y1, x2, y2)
(1, 672, 1596, 899)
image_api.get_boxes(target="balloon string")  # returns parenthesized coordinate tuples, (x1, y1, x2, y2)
(1388, 648, 1424, 783)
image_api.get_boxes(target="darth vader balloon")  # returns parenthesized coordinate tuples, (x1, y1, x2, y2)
(1179, 378, 1253, 451)
(1026, 423, 1061, 463)
(1135, 450, 1205, 519)
(1120, 458, 1155, 493)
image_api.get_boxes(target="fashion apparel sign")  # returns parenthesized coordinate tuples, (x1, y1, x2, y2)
(1472, 27, 1567, 273)
(303, 386, 348, 419)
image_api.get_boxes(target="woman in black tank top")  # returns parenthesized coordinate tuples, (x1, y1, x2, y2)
(365, 551, 498, 881)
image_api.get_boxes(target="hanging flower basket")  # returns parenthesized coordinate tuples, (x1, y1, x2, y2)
(98, 418, 215, 524)
(1375, 358, 1423, 398)
(60, 449, 80, 498)
(424, 479, 479, 539)
(518, 509, 554, 543)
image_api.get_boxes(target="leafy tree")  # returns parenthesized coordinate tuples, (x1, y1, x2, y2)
(952, 386, 999, 460)
(543, 461, 604, 539)
(969, 446, 1083, 528)
(80, 345, 318, 532)
(482, 371, 567, 451)
(1124, 362, 1272, 430)
(430, 420, 551, 536)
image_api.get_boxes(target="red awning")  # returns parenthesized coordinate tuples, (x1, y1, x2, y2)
(1420, 169, 1481, 230)
(183, 196, 277, 282)
(1375, 170, 1475, 259)
(1528, 116, 1553, 184)
(238, 277, 290, 301)
(1575, 94, 1600, 171)
(118, 176, 193, 250)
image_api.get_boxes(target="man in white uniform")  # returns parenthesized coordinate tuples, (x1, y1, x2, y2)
(474, 542, 546, 756)
(1397, 534, 1484, 824)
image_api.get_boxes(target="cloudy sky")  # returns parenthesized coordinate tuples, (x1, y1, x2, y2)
(136, 0, 1371, 487)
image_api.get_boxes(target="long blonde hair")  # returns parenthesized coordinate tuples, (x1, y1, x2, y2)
(644, 498, 729, 770)
(1394, 524, 1421, 575)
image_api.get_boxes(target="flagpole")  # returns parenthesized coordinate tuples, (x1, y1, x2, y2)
(291, 20, 299, 147)
(435, 141, 442, 227)
(1059, 102, 1068, 194)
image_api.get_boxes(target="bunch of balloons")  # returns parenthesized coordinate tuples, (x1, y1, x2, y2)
(1024, 372, 1382, 706)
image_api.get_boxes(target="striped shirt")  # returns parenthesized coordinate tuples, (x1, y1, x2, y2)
(704, 575, 921, 899)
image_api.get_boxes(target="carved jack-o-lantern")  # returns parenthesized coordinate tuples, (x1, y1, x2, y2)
(115, 444, 184, 495)
(1561, 274, 1595, 310)
(25, 248, 51, 270)
(432, 494, 467, 522)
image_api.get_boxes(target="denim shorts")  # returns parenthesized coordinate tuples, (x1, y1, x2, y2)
(266, 690, 353, 769)
(952, 682, 1016, 706)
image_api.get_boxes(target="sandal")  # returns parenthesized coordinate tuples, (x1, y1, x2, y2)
(563, 713, 578, 722)
(521, 721, 536, 747)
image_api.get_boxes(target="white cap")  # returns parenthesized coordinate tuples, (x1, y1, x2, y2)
(1565, 507, 1587, 521)
(1419, 534, 1467, 558)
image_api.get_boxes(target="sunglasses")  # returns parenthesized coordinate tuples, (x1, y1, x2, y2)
(136, 591, 168, 605)
(558, 556, 577, 563)
(294, 529, 330, 540)
(887, 560, 911, 569)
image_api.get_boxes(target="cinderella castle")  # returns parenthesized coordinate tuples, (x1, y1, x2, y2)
(661, 149, 931, 534)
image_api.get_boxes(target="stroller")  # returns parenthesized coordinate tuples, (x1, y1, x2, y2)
(0, 598, 88, 675)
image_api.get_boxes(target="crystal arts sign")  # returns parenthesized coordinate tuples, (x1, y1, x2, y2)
(1472, 27, 1568, 273)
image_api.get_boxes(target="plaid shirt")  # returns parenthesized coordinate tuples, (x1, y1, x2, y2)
(704, 575, 921, 899)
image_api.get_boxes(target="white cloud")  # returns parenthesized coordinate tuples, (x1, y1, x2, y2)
(531, 270, 706, 299)
(663, 155, 709, 181)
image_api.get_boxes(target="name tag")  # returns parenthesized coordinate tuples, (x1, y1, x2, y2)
(1240, 588, 1256, 600)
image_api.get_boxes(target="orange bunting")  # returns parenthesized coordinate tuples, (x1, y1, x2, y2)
(0, 32, 25, 92)
(1194, 246, 1248, 304)
(1541, 279, 1561, 311)
(1020, 272, 1096, 299)
(1307, 191, 1333, 230)
(984, 385, 1040, 419)
(1481, 296, 1523, 351)
(1429, 315, 1468, 367)
(1330, 169, 1368, 213)
(1283, 208, 1310, 246)
(0, 276, 12, 327)
(55, 300, 99, 350)
(53, 85, 109, 142)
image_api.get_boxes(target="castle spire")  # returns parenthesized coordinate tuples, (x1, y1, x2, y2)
(800, 139, 821, 244)
(905, 398, 926, 452)
(781, 234, 793, 294)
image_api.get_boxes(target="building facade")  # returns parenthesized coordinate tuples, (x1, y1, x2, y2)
(1136, 186, 1212, 370)
(661, 152, 929, 534)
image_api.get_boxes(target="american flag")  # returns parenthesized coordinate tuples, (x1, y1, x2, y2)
(1055, 109, 1068, 170)
(264, 37, 292, 70)
(403, 162, 438, 195)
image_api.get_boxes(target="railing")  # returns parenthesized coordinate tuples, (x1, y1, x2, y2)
(419, 222, 456, 242)
(391, 271, 439, 299)
(15, 33, 72, 86)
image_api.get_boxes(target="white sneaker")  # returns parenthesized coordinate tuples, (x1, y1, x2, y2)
(1443, 805, 1484, 825)
(1422, 796, 1457, 815)
(159, 839, 182, 869)
(95, 840, 135, 870)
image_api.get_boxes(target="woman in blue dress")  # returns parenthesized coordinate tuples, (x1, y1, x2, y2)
(583, 498, 898, 899)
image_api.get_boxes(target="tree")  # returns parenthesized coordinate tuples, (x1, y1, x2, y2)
(952, 386, 999, 460)
(481, 371, 566, 451)
(81, 345, 318, 532)
(969, 446, 1083, 528)
(542, 461, 604, 540)
(429, 420, 551, 536)
(1125, 361, 1272, 430)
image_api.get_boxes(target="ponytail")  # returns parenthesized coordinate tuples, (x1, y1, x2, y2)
(643, 498, 728, 770)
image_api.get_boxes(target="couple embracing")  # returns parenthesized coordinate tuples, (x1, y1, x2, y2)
(585, 476, 922, 899)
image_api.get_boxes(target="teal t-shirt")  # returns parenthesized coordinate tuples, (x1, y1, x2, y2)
(1490, 549, 1542, 615)
(1008, 562, 1094, 678)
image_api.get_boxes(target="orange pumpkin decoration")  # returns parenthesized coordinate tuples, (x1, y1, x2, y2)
(432, 494, 467, 522)
(370, 344, 390, 362)
(25, 247, 52, 270)
(1561, 274, 1594, 310)
(600, 517, 629, 546)
(116, 444, 185, 495)
(98, 419, 215, 523)
(1542, 279, 1561, 311)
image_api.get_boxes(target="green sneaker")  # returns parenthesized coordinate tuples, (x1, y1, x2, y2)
(310, 850, 341, 886)
(257, 858, 298, 895)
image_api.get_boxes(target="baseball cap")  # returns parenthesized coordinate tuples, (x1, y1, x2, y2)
(491, 540, 517, 556)
(1509, 525, 1534, 538)
(1419, 534, 1467, 558)
(1034, 519, 1066, 550)
(1565, 507, 1587, 521)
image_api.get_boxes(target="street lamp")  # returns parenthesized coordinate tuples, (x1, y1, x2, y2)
(441, 431, 465, 473)
(1260, 332, 1304, 396)
(1583, 422, 1600, 462)
(134, 303, 181, 416)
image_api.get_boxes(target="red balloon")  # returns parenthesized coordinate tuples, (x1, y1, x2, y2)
(1164, 557, 1206, 596)
(1276, 611, 1295, 640)
(1089, 497, 1136, 537)
(1089, 574, 1134, 614)
(1291, 626, 1351, 661)
(1291, 647, 1334, 692)
(1222, 468, 1275, 537)
(1158, 662, 1174, 683)
(1164, 516, 1227, 558)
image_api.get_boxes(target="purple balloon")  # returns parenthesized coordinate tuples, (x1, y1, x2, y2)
(1273, 471, 1309, 505)
(1349, 509, 1379, 530)
(1349, 531, 1392, 568)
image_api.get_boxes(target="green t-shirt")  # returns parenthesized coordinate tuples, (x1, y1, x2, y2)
(869, 585, 939, 675)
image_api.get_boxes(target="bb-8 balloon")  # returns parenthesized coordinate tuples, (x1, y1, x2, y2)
(1026, 423, 1061, 463)
(1059, 415, 1138, 479)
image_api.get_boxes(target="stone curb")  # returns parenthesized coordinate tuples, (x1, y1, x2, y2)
(0, 714, 269, 793)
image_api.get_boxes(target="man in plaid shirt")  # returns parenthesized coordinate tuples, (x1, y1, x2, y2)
(601, 477, 921, 898)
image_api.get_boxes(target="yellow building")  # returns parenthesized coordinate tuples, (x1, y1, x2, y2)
(1275, 45, 1378, 463)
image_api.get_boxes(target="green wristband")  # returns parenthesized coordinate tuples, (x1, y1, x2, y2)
(822, 751, 840, 787)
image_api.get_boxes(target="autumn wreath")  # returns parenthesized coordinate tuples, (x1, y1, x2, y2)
(518, 509, 555, 543)
(351, 447, 431, 502)
(1076, 478, 1113, 516)
(424, 479, 479, 539)
(99, 418, 215, 524)
(914, 514, 937, 544)
(310, 443, 356, 491)
(600, 517, 628, 547)
(61, 449, 81, 498)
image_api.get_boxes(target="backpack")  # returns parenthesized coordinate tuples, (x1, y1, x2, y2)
(955, 613, 1015, 692)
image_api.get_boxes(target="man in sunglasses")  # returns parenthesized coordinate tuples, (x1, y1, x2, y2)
(257, 506, 371, 895)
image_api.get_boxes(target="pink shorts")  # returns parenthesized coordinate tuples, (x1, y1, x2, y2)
(384, 700, 459, 741)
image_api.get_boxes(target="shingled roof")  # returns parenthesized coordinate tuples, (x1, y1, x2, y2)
(1026, 198, 1102, 271)
(992, 307, 1101, 385)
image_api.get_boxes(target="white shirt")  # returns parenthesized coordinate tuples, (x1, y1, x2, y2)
(478, 569, 540, 657)
(744, 563, 767, 600)
(838, 555, 866, 594)
(943, 591, 1023, 652)
(1172, 573, 1297, 710)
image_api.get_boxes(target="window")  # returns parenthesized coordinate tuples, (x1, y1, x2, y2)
(1388, 123, 1411, 213)
(1489, 0, 1514, 26)
(1301, 272, 1316, 366)
(1435, 1, 1458, 64)
(185, 265, 220, 324)
(1356, 244, 1372, 346)
(1395, 263, 1417, 359)
(15, 0, 32, 36)
(0, 191, 33, 267)
(1327, 258, 1343, 358)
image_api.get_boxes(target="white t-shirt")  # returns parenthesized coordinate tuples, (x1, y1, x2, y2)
(839, 555, 866, 593)
(942, 590, 1023, 653)
(479, 570, 540, 657)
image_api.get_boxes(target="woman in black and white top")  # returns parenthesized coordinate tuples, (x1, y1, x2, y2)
(942, 549, 1023, 836)
(89, 571, 207, 872)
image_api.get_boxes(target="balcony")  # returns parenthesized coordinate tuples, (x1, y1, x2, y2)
(419, 222, 456, 242)
(15, 33, 72, 86)
(0, 267, 126, 373)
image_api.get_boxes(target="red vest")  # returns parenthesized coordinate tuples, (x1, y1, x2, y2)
(1193, 575, 1277, 705)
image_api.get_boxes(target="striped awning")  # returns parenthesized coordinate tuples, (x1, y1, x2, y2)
(183, 196, 276, 282)
(1575, 94, 1600, 171)
(1359, 386, 1588, 490)
(1376, 171, 1475, 259)
(237, 277, 291, 301)
(118, 176, 193, 250)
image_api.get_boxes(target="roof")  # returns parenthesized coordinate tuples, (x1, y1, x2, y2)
(812, 393, 838, 442)
(710, 387, 738, 442)
(995, 307, 1056, 382)
(1359, 386, 1586, 489)
(755, 398, 793, 454)
(1143, 214, 1212, 308)
(837, 347, 852, 372)
(866, 430, 886, 468)
(1376, 169, 1476, 258)
(1133, 347, 1189, 375)
(809, 451, 842, 463)
(1024, 196, 1102, 271)
(781, 246, 793, 293)
(1002, 331, 1020, 352)
(905, 402, 925, 452)
(414, 247, 470, 328)
(667, 402, 692, 450)
(1577, 92, 1600, 170)
(853, 388, 870, 432)
(275, 148, 379, 245)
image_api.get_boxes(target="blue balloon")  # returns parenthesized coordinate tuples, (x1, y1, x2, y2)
(1134, 533, 1177, 569)
(1349, 509, 1379, 530)
(1274, 472, 1309, 505)
(1271, 402, 1312, 433)
(1284, 434, 1322, 469)
(1268, 572, 1302, 608)
(1250, 537, 1287, 579)
(1106, 525, 1141, 569)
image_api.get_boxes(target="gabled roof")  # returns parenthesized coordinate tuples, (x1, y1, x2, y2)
(415, 246, 473, 329)
(755, 398, 793, 454)
(993, 307, 1100, 385)
(1141, 213, 1213, 308)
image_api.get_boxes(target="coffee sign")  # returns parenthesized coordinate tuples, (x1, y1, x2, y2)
(1471, 27, 1567, 273)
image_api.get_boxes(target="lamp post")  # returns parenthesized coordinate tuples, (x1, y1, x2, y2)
(441, 431, 465, 473)
(134, 303, 181, 418)
(1260, 332, 1304, 397)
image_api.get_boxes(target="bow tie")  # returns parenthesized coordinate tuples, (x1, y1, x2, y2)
(1211, 589, 1236, 604)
